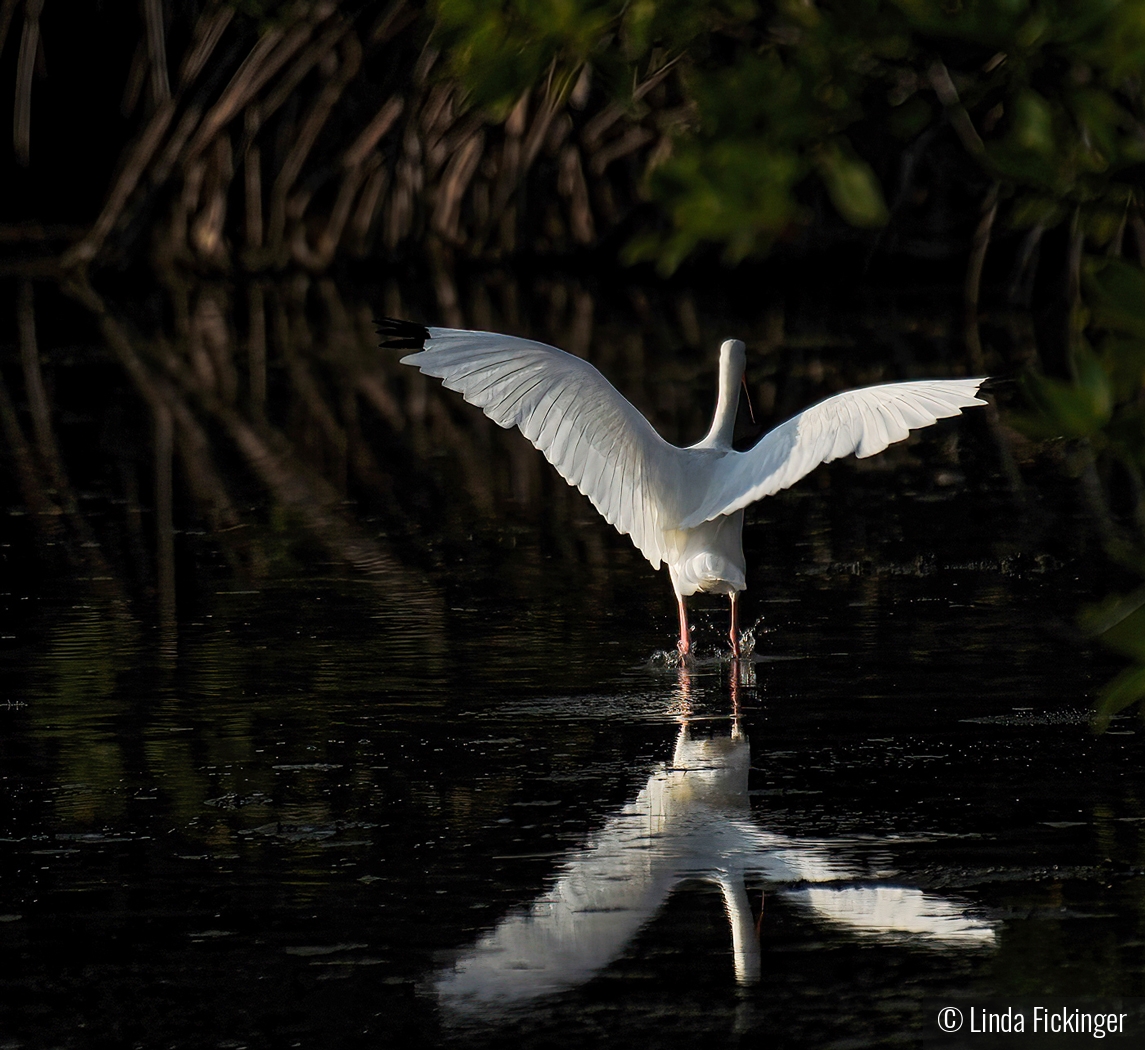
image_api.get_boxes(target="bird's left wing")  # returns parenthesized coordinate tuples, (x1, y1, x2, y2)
(679, 378, 987, 528)
(379, 319, 684, 568)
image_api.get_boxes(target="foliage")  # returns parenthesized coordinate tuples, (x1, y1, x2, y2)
(633, 3, 902, 267)
(1082, 589, 1145, 731)
(431, 0, 755, 114)
(1017, 257, 1145, 729)
(431, 0, 1145, 269)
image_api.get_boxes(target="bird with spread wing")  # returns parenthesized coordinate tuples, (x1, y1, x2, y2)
(378, 318, 987, 659)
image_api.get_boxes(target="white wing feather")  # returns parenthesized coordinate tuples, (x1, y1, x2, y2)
(678, 379, 987, 529)
(401, 327, 685, 568)
(398, 323, 987, 559)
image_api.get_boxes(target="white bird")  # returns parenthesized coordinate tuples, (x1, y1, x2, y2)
(379, 319, 987, 658)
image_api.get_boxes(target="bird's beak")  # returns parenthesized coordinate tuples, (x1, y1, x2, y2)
(741, 375, 757, 426)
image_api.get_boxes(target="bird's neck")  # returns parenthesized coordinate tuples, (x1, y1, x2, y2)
(699, 365, 741, 448)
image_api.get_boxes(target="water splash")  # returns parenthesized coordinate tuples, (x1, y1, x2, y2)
(646, 648, 685, 670)
(646, 614, 772, 670)
(646, 648, 744, 670)
(737, 614, 771, 660)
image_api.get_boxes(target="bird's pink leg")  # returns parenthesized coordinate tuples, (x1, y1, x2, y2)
(729, 592, 741, 659)
(676, 596, 690, 660)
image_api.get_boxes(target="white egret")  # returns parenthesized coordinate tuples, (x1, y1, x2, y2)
(379, 318, 987, 658)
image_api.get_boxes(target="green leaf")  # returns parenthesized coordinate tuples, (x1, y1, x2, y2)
(1069, 87, 1124, 158)
(639, 137, 805, 271)
(1011, 90, 1056, 156)
(1085, 259, 1145, 338)
(1100, 336, 1145, 400)
(1073, 341, 1114, 420)
(1008, 194, 1067, 230)
(1093, 665, 1145, 732)
(816, 139, 888, 228)
(1081, 586, 1145, 640)
(1019, 364, 1111, 439)
(987, 142, 1070, 194)
(1082, 207, 1126, 245)
(1083, 590, 1145, 663)
(1102, 609, 1145, 663)
(887, 95, 934, 140)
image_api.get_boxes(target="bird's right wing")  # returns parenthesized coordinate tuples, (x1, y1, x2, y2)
(380, 319, 685, 568)
(787, 885, 996, 946)
(679, 378, 987, 528)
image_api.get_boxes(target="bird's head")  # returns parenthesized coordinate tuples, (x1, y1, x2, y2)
(719, 338, 746, 379)
(719, 339, 756, 426)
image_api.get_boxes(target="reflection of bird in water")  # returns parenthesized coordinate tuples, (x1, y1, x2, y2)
(434, 684, 994, 1012)
(379, 319, 986, 658)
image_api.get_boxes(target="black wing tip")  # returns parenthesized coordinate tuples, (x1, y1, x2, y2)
(375, 317, 430, 350)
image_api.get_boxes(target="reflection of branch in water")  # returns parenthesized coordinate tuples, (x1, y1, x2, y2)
(247, 281, 267, 422)
(154, 399, 176, 655)
(19, 283, 63, 477)
(63, 275, 447, 644)
(0, 363, 65, 543)
(64, 277, 243, 557)
(284, 278, 404, 503)
(436, 713, 994, 1013)
(6, 282, 117, 583)
(272, 283, 349, 489)
(312, 280, 398, 499)
(28, 603, 141, 826)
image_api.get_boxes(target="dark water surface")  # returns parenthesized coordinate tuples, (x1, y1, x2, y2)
(2, 271, 1144, 1047)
